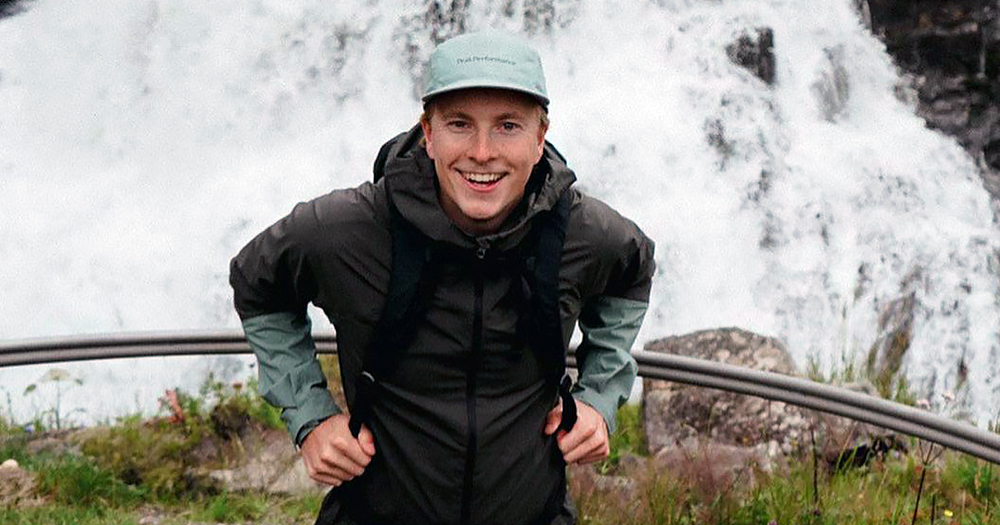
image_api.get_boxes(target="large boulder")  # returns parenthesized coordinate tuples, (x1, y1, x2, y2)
(642, 327, 907, 474)
(643, 327, 811, 457)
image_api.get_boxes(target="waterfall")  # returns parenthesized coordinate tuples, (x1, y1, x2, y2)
(1, 0, 997, 426)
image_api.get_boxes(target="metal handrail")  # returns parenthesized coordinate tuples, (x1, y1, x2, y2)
(0, 331, 337, 366)
(2, 331, 998, 464)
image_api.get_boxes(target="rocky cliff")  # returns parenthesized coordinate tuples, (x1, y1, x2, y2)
(861, 0, 1000, 198)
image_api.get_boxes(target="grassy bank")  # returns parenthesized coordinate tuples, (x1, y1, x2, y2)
(2, 371, 999, 524)
(575, 405, 1000, 525)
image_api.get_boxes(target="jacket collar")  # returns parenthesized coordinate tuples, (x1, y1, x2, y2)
(382, 125, 576, 251)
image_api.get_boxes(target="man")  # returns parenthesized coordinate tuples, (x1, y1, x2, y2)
(230, 31, 654, 525)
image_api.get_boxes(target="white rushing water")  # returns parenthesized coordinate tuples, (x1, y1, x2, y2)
(1, 0, 998, 427)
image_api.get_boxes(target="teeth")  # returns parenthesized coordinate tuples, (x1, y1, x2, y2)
(461, 171, 503, 183)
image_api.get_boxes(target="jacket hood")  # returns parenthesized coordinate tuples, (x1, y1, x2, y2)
(380, 125, 577, 251)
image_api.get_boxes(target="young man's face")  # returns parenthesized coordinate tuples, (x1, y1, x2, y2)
(421, 88, 547, 236)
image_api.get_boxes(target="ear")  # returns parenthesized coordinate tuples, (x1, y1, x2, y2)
(420, 117, 435, 159)
(535, 122, 548, 161)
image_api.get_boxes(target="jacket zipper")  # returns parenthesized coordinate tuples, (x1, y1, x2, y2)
(460, 250, 486, 525)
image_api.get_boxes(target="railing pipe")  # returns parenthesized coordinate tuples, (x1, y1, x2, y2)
(1, 332, 998, 464)
(0, 331, 336, 366)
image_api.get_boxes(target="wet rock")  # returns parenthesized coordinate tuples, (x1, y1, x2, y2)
(727, 28, 776, 85)
(866, 288, 917, 389)
(812, 45, 851, 121)
(0, 458, 42, 508)
(0, 0, 30, 19)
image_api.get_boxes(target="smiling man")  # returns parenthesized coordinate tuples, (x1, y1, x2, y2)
(230, 31, 655, 525)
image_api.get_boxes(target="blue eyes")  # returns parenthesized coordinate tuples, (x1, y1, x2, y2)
(445, 121, 522, 133)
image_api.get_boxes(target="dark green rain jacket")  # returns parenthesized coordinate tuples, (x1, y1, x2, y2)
(230, 126, 655, 525)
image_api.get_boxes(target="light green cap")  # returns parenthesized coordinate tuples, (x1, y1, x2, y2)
(422, 31, 549, 107)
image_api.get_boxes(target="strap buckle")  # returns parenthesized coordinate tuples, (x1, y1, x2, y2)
(557, 374, 577, 432)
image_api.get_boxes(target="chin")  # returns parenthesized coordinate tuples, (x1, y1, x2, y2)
(464, 209, 500, 222)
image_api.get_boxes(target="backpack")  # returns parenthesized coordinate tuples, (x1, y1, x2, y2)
(346, 133, 577, 437)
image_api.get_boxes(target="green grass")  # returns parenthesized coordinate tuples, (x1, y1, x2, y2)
(597, 403, 647, 474)
(574, 416, 1000, 525)
(1, 432, 322, 524)
(0, 372, 328, 524)
(0, 505, 143, 525)
(32, 453, 147, 508)
(0, 492, 323, 525)
(6, 370, 1000, 525)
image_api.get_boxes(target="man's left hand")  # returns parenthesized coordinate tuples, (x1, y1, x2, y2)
(544, 398, 609, 464)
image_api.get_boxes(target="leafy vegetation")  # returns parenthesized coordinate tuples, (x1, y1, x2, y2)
(575, 421, 1000, 525)
(0, 371, 319, 524)
(3, 364, 1000, 524)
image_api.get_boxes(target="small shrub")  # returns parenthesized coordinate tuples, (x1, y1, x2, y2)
(79, 415, 214, 498)
(32, 454, 145, 508)
(942, 455, 999, 506)
(193, 374, 283, 431)
(0, 436, 31, 466)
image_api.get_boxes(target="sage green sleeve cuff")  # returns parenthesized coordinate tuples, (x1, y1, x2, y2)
(572, 295, 646, 434)
(242, 312, 342, 445)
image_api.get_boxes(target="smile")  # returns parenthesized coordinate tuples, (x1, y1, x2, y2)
(458, 169, 505, 184)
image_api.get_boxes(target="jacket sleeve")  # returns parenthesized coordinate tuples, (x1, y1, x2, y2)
(572, 297, 646, 434)
(572, 219, 655, 434)
(230, 202, 341, 445)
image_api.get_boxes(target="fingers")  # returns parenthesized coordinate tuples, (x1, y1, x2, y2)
(331, 428, 375, 471)
(306, 465, 357, 487)
(300, 415, 376, 486)
(358, 425, 376, 456)
(554, 399, 610, 465)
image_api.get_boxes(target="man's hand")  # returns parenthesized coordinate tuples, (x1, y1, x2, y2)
(299, 413, 376, 486)
(544, 398, 609, 464)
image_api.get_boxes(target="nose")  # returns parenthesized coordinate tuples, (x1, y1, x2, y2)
(468, 130, 497, 163)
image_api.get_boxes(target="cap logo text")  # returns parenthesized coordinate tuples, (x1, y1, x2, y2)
(457, 55, 516, 66)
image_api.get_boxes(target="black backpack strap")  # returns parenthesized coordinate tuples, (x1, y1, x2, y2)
(348, 178, 435, 437)
(372, 132, 408, 183)
(522, 189, 576, 431)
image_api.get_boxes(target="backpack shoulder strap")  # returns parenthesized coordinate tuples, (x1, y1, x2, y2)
(528, 188, 577, 431)
(373, 133, 402, 183)
(348, 169, 435, 437)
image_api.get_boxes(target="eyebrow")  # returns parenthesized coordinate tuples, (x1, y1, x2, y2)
(438, 109, 529, 122)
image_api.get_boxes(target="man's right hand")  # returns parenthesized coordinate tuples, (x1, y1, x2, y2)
(299, 413, 376, 486)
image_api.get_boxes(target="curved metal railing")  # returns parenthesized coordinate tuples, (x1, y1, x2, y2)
(0, 331, 337, 366)
(2, 332, 998, 464)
